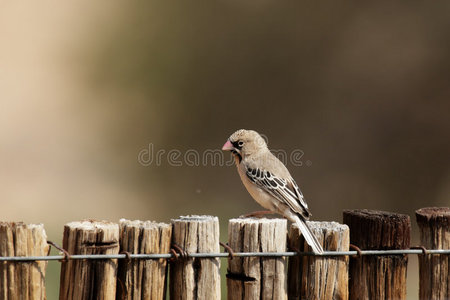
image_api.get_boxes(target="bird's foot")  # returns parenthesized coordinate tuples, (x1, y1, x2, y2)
(239, 210, 274, 218)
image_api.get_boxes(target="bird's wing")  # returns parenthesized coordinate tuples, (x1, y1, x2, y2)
(245, 166, 312, 219)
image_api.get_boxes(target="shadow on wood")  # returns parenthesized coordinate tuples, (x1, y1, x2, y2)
(227, 218, 287, 300)
(288, 221, 349, 300)
(117, 219, 172, 300)
(343, 209, 410, 300)
(0, 222, 49, 300)
(416, 207, 450, 300)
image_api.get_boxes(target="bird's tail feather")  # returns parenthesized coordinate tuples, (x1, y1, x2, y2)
(294, 218, 324, 254)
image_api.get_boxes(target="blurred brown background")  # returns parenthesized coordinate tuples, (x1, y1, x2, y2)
(1, 1, 449, 299)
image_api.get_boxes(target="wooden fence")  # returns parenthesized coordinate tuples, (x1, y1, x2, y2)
(0, 207, 448, 300)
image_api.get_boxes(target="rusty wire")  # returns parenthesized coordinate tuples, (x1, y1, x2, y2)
(0, 248, 449, 262)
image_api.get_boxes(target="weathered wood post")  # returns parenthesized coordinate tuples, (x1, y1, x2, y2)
(227, 218, 287, 300)
(117, 219, 172, 300)
(288, 221, 349, 300)
(59, 220, 120, 300)
(416, 207, 450, 300)
(170, 215, 221, 300)
(0, 222, 49, 299)
(343, 209, 410, 300)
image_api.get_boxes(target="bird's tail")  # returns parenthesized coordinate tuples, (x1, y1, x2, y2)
(294, 217, 324, 254)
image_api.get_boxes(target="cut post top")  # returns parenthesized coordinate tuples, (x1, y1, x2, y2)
(119, 219, 171, 229)
(291, 221, 349, 232)
(171, 215, 219, 223)
(229, 217, 287, 225)
(416, 207, 450, 224)
(343, 209, 411, 250)
(65, 220, 119, 230)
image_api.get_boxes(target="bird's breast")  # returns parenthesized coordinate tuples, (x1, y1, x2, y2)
(236, 163, 277, 211)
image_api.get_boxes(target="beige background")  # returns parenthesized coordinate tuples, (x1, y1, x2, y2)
(1, 1, 449, 298)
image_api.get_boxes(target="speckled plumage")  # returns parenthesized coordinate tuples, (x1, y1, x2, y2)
(223, 129, 323, 254)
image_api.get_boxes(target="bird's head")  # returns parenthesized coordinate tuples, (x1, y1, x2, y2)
(222, 129, 267, 160)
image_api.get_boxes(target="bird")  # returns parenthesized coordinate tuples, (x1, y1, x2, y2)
(222, 129, 323, 254)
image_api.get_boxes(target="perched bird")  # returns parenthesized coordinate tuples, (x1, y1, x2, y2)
(222, 129, 323, 254)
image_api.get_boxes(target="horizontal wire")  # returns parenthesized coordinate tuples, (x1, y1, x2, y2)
(0, 249, 449, 262)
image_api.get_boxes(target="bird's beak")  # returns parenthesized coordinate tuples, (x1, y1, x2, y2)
(222, 140, 234, 151)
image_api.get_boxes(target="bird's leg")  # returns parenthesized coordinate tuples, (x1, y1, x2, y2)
(239, 210, 274, 218)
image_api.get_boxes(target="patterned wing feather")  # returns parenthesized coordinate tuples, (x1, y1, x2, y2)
(245, 166, 311, 219)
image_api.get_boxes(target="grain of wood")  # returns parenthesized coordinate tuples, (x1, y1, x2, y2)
(343, 209, 410, 300)
(288, 221, 349, 300)
(227, 218, 287, 300)
(117, 219, 172, 300)
(416, 207, 450, 300)
(59, 220, 119, 300)
(170, 215, 220, 300)
(0, 222, 49, 300)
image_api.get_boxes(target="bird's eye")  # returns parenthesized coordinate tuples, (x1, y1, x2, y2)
(238, 141, 244, 147)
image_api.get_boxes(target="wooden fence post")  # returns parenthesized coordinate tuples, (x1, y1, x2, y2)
(227, 218, 287, 300)
(343, 209, 410, 300)
(288, 221, 349, 300)
(170, 215, 220, 300)
(117, 219, 172, 300)
(0, 222, 49, 300)
(59, 220, 119, 300)
(416, 207, 450, 300)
